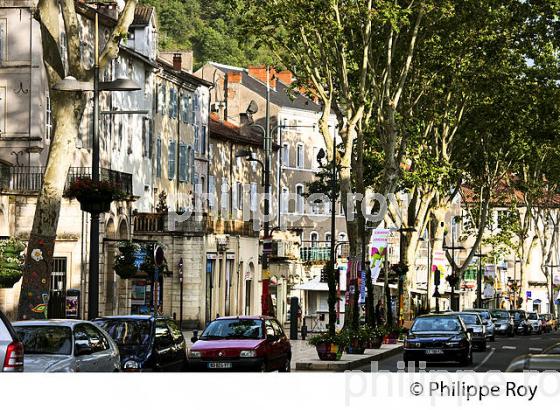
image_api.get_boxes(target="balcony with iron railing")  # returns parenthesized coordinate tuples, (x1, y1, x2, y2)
(133, 212, 259, 237)
(299, 241, 351, 263)
(0, 166, 133, 197)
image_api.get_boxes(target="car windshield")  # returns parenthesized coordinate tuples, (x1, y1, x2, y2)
(201, 319, 264, 340)
(94, 319, 152, 346)
(528, 313, 538, 320)
(15, 325, 72, 355)
(491, 310, 509, 319)
(411, 317, 462, 332)
(513, 312, 524, 320)
(466, 310, 490, 319)
(459, 314, 481, 325)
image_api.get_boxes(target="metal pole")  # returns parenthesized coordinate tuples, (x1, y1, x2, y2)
(87, 12, 100, 321)
(475, 247, 486, 309)
(179, 258, 184, 329)
(261, 66, 271, 315)
(329, 130, 336, 331)
(426, 225, 431, 311)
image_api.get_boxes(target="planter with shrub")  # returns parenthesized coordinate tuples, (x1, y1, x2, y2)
(0, 238, 25, 288)
(308, 332, 349, 361)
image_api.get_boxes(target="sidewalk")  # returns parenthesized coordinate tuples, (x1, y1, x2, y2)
(183, 330, 403, 371)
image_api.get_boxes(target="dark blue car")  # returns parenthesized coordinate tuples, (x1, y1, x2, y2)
(94, 315, 187, 372)
(403, 314, 473, 365)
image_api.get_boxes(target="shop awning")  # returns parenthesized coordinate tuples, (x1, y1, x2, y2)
(295, 276, 347, 292)
(533, 299, 542, 304)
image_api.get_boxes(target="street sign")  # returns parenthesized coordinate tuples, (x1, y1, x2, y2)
(526, 291, 532, 298)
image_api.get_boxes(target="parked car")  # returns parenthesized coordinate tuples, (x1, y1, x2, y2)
(510, 310, 530, 335)
(542, 342, 560, 355)
(188, 316, 292, 372)
(545, 315, 558, 331)
(527, 312, 544, 335)
(540, 314, 552, 333)
(403, 314, 473, 365)
(13, 319, 120, 372)
(94, 315, 187, 372)
(506, 354, 560, 372)
(454, 312, 486, 351)
(0, 309, 23, 372)
(490, 309, 515, 337)
(463, 309, 495, 341)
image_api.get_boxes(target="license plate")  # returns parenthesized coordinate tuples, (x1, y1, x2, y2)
(426, 349, 444, 355)
(208, 362, 232, 369)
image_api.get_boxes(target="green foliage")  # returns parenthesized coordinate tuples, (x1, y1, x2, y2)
(0, 238, 25, 288)
(307, 331, 349, 348)
(139, 0, 277, 69)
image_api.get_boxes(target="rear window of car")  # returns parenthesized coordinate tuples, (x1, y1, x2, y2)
(491, 310, 509, 319)
(0, 310, 16, 341)
(459, 314, 481, 325)
(15, 325, 72, 355)
(528, 313, 538, 320)
(94, 319, 152, 346)
(201, 319, 264, 340)
(411, 317, 462, 332)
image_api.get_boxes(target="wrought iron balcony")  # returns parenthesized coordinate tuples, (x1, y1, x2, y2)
(300, 241, 331, 263)
(0, 166, 133, 197)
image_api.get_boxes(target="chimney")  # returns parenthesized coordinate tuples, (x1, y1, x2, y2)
(173, 53, 182, 71)
(277, 70, 293, 85)
(226, 72, 242, 84)
(248, 66, 276, 89)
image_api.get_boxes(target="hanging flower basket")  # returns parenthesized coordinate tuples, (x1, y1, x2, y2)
(114, 241, 141, 279)
(66, 178, 126, 214)
(0, 238, 25, 289)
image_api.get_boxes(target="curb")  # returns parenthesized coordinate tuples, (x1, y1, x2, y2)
(295, 344, 404, 372)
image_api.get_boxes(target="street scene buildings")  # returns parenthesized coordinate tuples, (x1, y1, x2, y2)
(0, 2, 559, 376)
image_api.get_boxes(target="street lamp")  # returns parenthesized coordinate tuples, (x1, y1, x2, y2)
(317, 137, 337, 335)
(443, 219, 464, 311)
(474, 246, 487, 309)
(53, 8, 140, 321)
(236, 149, 265, 187)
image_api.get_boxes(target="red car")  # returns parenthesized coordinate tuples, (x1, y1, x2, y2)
(187, 316, 291, 372)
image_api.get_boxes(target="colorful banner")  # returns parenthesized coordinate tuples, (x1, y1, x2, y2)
(358, 270, 366, 304)
(369, 229, 390, 283)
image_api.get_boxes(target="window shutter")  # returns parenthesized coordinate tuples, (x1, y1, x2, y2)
(168, 141, 176, 180)
(156, 138, 162, 177)
(221, 179, 229, 211)
(208, 176, 215, 208)
(190, 148, 195, 183)
(232, 181, 238, 210)
(179, 144, 187, 181)
(250, 183, 257, 212)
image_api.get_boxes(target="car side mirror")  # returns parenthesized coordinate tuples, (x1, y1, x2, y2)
(267, 334, 277, 342)
(75, 341, 93, 356)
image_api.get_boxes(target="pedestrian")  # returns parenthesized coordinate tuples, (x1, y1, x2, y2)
(375, 300, 385, 326)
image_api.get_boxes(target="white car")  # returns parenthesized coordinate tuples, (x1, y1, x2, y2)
(13, 319, 120, 372)
(527, 312, 543, 335)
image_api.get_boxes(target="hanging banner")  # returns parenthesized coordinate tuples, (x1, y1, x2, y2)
(485, 264, 496, 279)
(369, 229, 390, 283)
(483, 283, 496, 298)
(358, 270, 366, 304)
(336, 259, 348, 291)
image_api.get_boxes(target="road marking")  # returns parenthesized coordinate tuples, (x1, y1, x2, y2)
(529, 348, 543, 352)
(502, 346, 517, 350)
(474, 348, 495, 371)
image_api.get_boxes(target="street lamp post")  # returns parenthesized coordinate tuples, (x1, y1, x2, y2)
(443, 221, 464, 311)
(548, 263, 558, 316)
(475, 246, 487, 309)
(53, 8, 140, 320)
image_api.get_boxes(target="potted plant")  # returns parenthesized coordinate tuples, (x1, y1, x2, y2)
(367, 326, 385, 349)
(114, 241, 140, 279)
(66, 177, 126, 214)
(344, 327, 368, 354)
(308, 331, 349, 361)
(0, 238, 25, 288)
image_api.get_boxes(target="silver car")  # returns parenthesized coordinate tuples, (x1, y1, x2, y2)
(13, 319, 120, 372)
(0, 309, 23, 372)
(463, 309, 495, 341)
